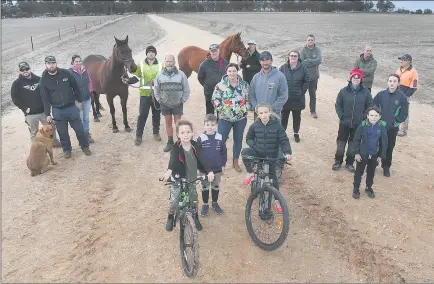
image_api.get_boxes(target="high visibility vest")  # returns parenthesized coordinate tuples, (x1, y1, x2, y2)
(139, 60, 162, 91)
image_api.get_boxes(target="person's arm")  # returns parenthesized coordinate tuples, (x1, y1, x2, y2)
(396, 96, 409, 123)
(372, 91, 381, 108)
(380, 127, 388, 160)
(309, 48, 322, 66)
(351, 125, 363, 156)
(364, 92, 373, 113)
(249, 55, 262, 73)
(39, 79, 52, 116)
(211, 83, 224, 112)
(239, 58, 246, 69)
(248, 77, 257, 111)
(301, 66, 310, 95)
(246, 125, 255, 148)
(10, 81, 27, 114)
(153, 76, 161, 102)
(167, 144, 177, 171)
(278, 125, 292, 155)
(67, 71, 83, 102)
(406, 69, 419, 97)
(197, 62, 205, 86)
(364, 58, 377, 79)
(353, 58, 360, 69)
(181, 72, 190, 104)
(335, 90, 344, 120)
(272, 72, 288, 115)
(221, 138, 228, 167)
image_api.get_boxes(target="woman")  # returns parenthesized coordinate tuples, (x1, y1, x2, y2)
(279, 50, 310, 143)
(68, 54, 94, 143)
(212, 63, 250, 172)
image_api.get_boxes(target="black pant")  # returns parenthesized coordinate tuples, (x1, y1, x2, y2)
(382, 127, 398, 170)
(334, 123, 357, 165)
(354, 155, 378, 189)
(241, 148, 279, 191)
(303, 80, 318, 113)
(281, 109, 301, 134)
(205, 100, 215, 115)
(136, 95, 161, 138)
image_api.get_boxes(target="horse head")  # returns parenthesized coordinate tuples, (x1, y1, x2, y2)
(231, 32, 249, 60)
(113, 35, 137, 73)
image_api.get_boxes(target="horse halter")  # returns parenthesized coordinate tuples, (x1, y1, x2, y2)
(230, 37, 247, 63)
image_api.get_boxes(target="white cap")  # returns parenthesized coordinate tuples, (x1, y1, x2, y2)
(247, 40, 256, 45)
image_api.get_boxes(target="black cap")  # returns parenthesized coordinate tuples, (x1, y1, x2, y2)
(18, 62, 30, 70)
(259, 51, 272, 60)
(146, 45, 157, 55)
(45, 56, 56, 63)
(398, 54, 412, 62)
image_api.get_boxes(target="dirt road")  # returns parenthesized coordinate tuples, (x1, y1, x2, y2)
(2, 15, 434, 282)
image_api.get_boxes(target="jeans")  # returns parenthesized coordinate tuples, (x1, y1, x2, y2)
(281, 109, 301, 133)
(25, 112, 58, 142)
(334, 122, 357, 165)
(137, 95, 161, 138)
(218, 117, 247, 160)
(52, 105, 89, 153)
(382, 127, 399, 170)
(76, 98, 91, 133)
(354, 155, 378, 189)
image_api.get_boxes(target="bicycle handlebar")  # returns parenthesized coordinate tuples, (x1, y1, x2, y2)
(242, 155, 291, 165)
(159, 174, 207, 186)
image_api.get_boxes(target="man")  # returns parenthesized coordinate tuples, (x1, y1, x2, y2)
(300, 34, 322, 118)
(239, 39, 261, 84)
(248, 51, 288, 119)
(353, 45, 377, 93)
(395, 54, 418, 137)
(153, 54, 191, 152)
(11, 61, 61, 146)
(373, 74, 408, 177)
(198, 44, 229, 115)
(124, 45, 163, 146)
(40, 56, 91, 158)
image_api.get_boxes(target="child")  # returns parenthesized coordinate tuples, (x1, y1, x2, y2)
(351, 106, 388, 199)
(241, 103, 292, 214)
(196, 114, 227, 216)
(161, 119, 214, 232)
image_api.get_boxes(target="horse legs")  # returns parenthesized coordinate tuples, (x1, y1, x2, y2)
(120, 95, 132, 132)
(107, 95, 119, 133)
(91, 92, 100, 122)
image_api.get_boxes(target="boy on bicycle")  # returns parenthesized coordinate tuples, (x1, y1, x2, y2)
(161, 120, 215, 232)
(241, 103, 292, 214)
(196, 114, 227, 216)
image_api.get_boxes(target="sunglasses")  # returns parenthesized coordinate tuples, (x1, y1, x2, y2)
(20, 68, 30, 72)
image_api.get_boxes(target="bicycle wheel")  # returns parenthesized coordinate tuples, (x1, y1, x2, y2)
(179, 212, 199, 277)
(245, 185, 290, 251)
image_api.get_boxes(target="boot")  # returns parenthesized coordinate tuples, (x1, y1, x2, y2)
(194, 212, 202, 231)
(163, 137, 174, 152)
(294, 133, 300, 143)
(135, 137, 142, 146)
(352, 186, 360, 199)
(332, 161, 342, 171)
(86, 132, 94, 143)
(233, 159, 242, 172)
(153, 133, 162, 141)
(82, 147, 92, 156)
(166, 214, 174, 232)
(365, 187, 376, 198)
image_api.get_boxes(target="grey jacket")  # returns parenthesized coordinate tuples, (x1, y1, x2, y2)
(248, 67, 288, 115)
(153, 68, 190, 109)
(353, 54, 377, 89)
(300, 44, 322, 81)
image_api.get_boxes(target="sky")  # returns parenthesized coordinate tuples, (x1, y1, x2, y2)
(373, 1, 434, 11)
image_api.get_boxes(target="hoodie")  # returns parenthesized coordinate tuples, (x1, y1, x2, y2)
(11, 73, 44, 115)
(248, 67, 288, 115)
(353, 54, 377, 89)
(197, 54, 229, 100)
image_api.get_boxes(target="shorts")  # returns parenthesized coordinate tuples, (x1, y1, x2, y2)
(161, 103, 183, 116)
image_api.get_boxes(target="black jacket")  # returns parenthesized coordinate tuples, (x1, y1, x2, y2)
(10, 73, 44, 115)
(246, 116, 292, 158)
(335, 83, 373, 128)
(240, 50, 261, 84)
(279, 61, 310, 111)
(373, 89, 408, 130)
(197, 55, 229, 100)
(352, 120, 388, 160)
(40, 68, 83, 116)
(167, 140, 212, 179)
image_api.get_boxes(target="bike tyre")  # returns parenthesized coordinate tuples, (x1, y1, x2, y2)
(179, 212, 199, 278)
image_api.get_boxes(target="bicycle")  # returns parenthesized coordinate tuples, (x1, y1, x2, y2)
(159, 174, 207, 278)
(242, 155, 291, 251)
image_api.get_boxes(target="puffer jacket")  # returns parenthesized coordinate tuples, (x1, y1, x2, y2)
(246, 116, 292, 158)
(211, 74, 250, 122)
(279, 60, 310, 111)
(197, 54, 229, 100)
(353, 54, 377, 89)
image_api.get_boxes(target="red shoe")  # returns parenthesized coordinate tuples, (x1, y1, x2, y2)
(243, 174, 254, 185)
(273, 200, 283, 214)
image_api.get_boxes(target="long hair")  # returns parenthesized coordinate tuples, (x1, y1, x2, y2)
(254, 103, 281, 121)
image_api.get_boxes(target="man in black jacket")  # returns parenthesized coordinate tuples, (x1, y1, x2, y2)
(373, 74, 408, 177)
(40, 56, 91, 158)
(11, 61, 61, 146)
(239, 40, 261, 84)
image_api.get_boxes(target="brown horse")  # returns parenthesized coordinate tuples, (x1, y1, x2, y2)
(83, 36, 137, 133)
(178, 32, 249, 78)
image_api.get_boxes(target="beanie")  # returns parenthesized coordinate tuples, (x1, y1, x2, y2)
(146, 45, 157, 55)
(349, 68, 364, 80)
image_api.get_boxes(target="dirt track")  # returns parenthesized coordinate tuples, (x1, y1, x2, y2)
(2, 14, 434, 282)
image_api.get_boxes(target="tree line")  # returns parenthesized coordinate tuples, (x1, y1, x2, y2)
(1, 0, 433, 18)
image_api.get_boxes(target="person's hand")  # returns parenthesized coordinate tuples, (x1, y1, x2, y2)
(76, 102, 83, 110)
(285, 154, 292, 161)
(121, 77, 129, 85)
(355, 154, 362, 162)
(377, 157, 382, 164)
(26, 108, 30, 114)
(46, 116, 53, 123)
(207, 172, 215, 183)
(221, 166, 225, 175)
(161, 171, 172, 182)
(246, 65, 250, 68)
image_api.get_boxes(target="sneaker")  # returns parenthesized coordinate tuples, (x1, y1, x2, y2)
(166, 214, 174, 232)
(352, 188, 360, 199)
(383, 168, 391, 177)
(64, 151, 72, 159)
(201, 204, 209, 217)
(365, 187, 376, 198)
(135, 137, 142, 146)
(332, 161, 342, 171)
(53, 139, 61, 148)
(82, 147, 92, 156)
(273, 200, 283, 214)
(194, 213, 203, 231)
(212, 202, 223, 215)
(294, 134, 300, 143)
(243, 173, 254, 185)
(397, 131, 407, 137)
(87, 133, 95, 143)
(163, 141, 174, 152)
(153, 133, 162, 141)
(345, 164, 356, 173)
(311, 112, 318, 118)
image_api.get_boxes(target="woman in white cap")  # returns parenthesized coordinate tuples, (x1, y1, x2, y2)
(240, 39, 261, 84)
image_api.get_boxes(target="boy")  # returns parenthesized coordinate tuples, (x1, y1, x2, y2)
(351, 106, 388, 199)
(161, 120, 214, 232)
(196, 114, 227, 216)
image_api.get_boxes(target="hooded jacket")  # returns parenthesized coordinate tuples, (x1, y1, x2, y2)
(68, 66, 93, 101)
(352, 119, 388, 160)
(279, 60, 310, 111)
(248, 67, 288, 115)
(353, 54, 377, 89)
(373, 89, 408, 130)
(197, 54, 229, 100)
(300, 44, 322, 81)
(11, 73, 44, 115)
(240, 50, 261, 83)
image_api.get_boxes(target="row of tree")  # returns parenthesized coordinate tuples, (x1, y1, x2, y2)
(1, 0, 433, 18)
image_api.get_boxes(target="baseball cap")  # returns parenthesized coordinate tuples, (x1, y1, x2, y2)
(398, 54, 412, 61)
(18, 62, 30, 70)
(209, 44, 219, 51)
(259, 51, 272, 60)
(45, 56, 57, 63)
(247, 40, 256, 45)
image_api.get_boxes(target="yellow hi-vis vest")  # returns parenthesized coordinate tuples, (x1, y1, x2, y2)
(135, 59, 163, 96)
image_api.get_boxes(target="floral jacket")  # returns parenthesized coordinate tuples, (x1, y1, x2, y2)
(211, 75, 250, 122)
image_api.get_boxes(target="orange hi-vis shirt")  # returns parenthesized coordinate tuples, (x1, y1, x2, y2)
(396, 66, 418, 89)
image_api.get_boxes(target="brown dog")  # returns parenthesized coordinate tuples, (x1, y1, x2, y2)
(27, 124, 58, 176)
